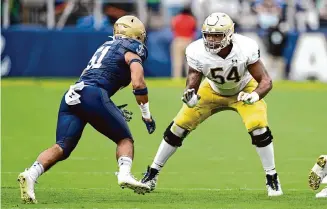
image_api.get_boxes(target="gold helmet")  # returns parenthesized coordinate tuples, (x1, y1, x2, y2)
(113, 15, 146, 44)
(202, 13, 234, 53)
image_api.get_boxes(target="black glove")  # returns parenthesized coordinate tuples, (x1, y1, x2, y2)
(142, 116, 156, 134)
(117, 104, 133, 122)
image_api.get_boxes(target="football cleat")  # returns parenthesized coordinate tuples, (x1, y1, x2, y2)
(309, 155, 327, 190)
(117, 172, 150, 195)
(17, 169, 37, 204)
(316, 187, 327, 198)
(266, 173, 283, 197)
(141, 166, 159, 192)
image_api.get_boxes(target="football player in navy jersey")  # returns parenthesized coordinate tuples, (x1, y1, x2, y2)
(18, 16, 156, 203)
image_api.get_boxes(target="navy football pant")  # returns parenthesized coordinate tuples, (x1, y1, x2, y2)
(56, 86, 132, 158)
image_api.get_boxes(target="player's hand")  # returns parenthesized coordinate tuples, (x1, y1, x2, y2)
(237, 91, 260, 105)
(181, 88, 201, 108)
(117, 104, 133, 122)
(142, 116, 156, 134)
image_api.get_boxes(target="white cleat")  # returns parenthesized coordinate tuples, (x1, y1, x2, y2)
(316, 187, 327, 198)
(309, 155, 327, 190)
(266, 173, 283, 197)
(17, 169, 37, 204)
(117, 172, 151, 195)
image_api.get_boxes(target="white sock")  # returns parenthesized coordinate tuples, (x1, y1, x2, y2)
(118, 156, 132, 175)
(256, 143, 276, 175)
(151, 139, 177, 171)
(28, 161, 44, 182)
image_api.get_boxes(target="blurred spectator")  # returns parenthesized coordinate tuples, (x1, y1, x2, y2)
(294, 0, 319, 31)
(163, 0, 191, 25)
(1, 0, 21, 25)
(253, 0, 283, 30)
(317, 0, 327, 26)
(265, 23, 287, 79)
(170, 6, 196, 79)
(20, 0, 46, 25)
(147, 0, 161, 14)
(76, 14, 111, 31)
(55, 0, 90, 26)
(192, 0, 241, 29)
(147, 0, 162, 29)
(103, 2, 135, 25)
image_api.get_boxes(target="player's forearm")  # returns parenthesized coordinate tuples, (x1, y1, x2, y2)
(132, 75, 148, 105)
(185, 68, 203, 93)
(254, 77, 272, 99)
(134, 94, 148, 105)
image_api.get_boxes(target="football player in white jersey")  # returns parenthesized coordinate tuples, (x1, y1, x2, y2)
(141, 12, 283, 196)
(309, 155, 327, 198)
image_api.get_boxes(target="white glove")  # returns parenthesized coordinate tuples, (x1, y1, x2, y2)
(237, 91, 260, 104)
(181, 88, 201, 108)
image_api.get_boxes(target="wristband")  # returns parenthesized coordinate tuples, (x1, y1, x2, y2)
(133, 87, 148, 95)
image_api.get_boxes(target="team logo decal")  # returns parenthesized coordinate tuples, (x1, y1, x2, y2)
(136, 44, 145, 57)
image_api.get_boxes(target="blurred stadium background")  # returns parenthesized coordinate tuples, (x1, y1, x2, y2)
(1, 0, 327, 208)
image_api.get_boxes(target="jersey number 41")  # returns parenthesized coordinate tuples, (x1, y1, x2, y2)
(85, 45, 111, 70)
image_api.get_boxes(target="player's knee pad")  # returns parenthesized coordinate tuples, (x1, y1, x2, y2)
(163, 122, 189, 147)
(249, 127, 273, 148)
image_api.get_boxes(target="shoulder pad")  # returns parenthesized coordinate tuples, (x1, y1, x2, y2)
(121, 39, 148, 61)
(185, 40, 204, 72)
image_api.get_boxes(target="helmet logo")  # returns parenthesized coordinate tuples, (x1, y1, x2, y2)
(207, 16, 219, 26)
(136, 45, 145, 56)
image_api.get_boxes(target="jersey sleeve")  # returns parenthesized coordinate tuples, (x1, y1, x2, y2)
(247, 39, 260, 65)
(185, 44, 204, 72)
(122, 39, 148, 61)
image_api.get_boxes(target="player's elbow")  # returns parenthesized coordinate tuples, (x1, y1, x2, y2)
(269, 80, 273, 91)
(266, 78, 273, 91)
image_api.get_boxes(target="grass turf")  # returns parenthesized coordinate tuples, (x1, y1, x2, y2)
(2, 78, 327, 209)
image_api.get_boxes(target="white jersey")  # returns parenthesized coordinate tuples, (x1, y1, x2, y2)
(185, 34, 260, 96)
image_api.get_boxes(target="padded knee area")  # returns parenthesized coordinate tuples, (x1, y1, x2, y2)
(250, 127, 273, 147)
(163, 122, 189, 147)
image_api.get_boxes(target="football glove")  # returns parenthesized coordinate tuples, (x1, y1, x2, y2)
(181, 88, 201, 108)
(117, 104, 133, 122)
(142, 116, 156, 134)
(237, 91, 260, 105)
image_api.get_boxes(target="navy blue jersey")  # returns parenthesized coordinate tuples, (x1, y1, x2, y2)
(78, 37, 148, 97)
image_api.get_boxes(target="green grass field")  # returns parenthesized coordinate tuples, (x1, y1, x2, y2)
(2, 78, 327, 209)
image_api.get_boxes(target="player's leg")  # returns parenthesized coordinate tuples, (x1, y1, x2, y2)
(82, 86, 150, 194)
(309, 155, 327, 191)
(231, 80, 282, 196)
(142, 81, 215, 190)
(18, 97, 86, 203)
